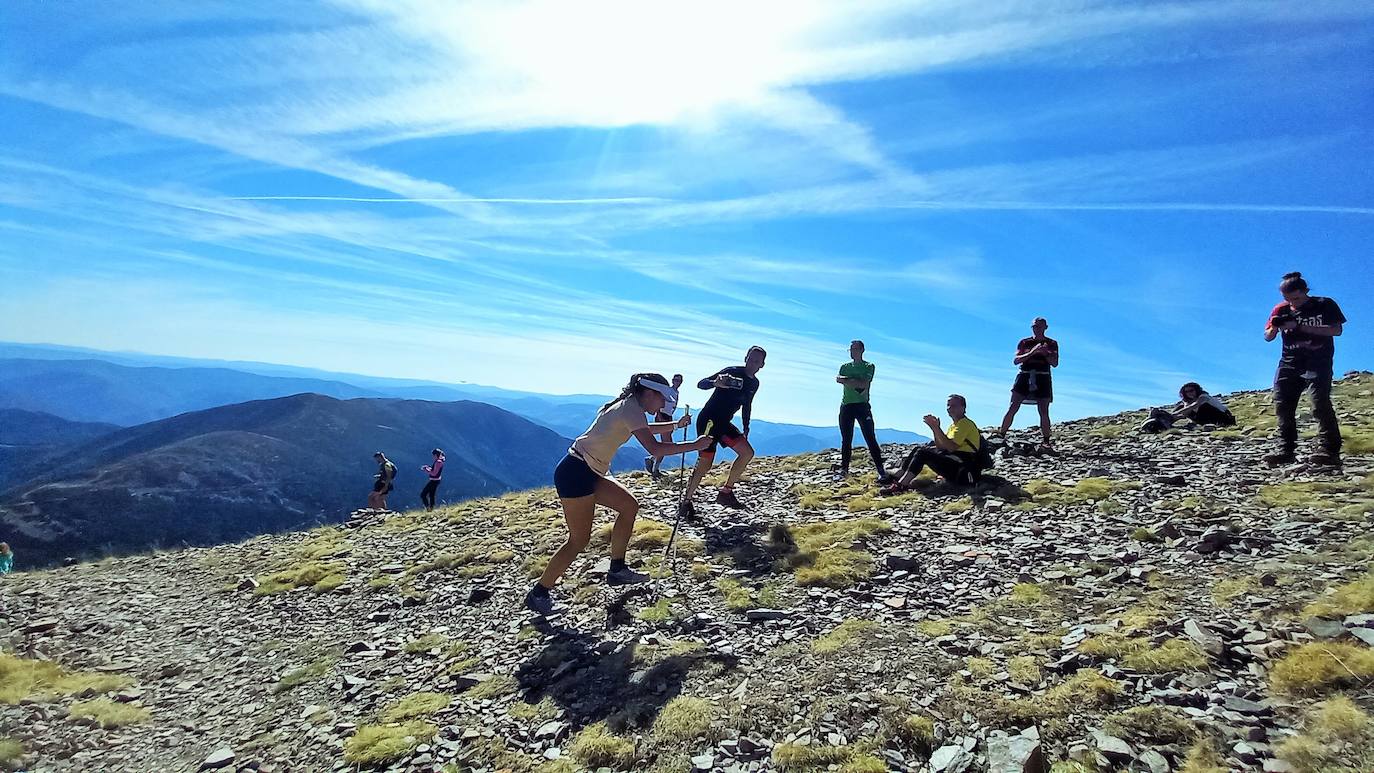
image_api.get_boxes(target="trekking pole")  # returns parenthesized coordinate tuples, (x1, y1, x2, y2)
(662, 407, 692, 568)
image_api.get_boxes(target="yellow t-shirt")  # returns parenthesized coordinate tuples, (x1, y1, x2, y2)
(572, 395, 649, 475)
(947, 417, 981, 453)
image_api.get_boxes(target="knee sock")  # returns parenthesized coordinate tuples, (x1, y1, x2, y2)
(610, 558, 627, 572)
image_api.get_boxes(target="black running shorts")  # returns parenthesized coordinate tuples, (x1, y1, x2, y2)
(1012, 370, 1053, 404)
(554, 452, 602, 498)
(696, 412, 744, 454)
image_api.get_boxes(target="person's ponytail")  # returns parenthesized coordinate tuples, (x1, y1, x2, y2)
(600, 373, 670, 412)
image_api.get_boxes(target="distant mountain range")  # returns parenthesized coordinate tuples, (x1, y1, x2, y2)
(0, 342, 928, 456)
(0, 394, 608, 566)
(0, 408, 122, 490)
(0, 341, 928, 565)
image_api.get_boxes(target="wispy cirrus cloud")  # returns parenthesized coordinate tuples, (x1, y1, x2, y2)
(1, 0, 1370, 427)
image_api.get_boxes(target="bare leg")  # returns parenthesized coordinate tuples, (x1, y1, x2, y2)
(999, 399, 1021, 435)
(724, 439, 755, 488)
(538, 495, 596, 589)
(1037, 402, 1052, 443)
(683, 451, 714, 500)
(594, 477, 640, 559)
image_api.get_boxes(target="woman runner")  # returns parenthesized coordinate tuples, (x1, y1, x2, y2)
(420, 448, 445, 511)
(525, 373, 713, 615)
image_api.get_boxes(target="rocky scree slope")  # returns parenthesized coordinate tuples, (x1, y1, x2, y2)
(1, 374, 1372, 773)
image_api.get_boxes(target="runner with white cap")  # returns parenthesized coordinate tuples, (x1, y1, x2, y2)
(525, 372, 713, 615)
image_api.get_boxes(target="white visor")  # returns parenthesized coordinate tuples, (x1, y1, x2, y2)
(637, 377, 678, 403)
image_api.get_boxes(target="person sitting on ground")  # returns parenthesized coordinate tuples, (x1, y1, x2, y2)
(1140, 383, 1236, 433)
(881, 395, 984, 493)
(0, 542, 12, 575)
(420, 448, 445, 512)
(679, 346, 766, 518)
(525, 373, 713, 616)
(644, 373, 684, 481)
(367, 451, 397, 510)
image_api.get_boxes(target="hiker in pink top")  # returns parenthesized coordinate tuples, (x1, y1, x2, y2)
(420, 449, 444, 512)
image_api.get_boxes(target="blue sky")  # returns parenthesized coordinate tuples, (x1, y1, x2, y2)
(1, 1, 1371, 427)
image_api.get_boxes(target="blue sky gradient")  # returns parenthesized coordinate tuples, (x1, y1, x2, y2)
(1, 1, 1371, 427)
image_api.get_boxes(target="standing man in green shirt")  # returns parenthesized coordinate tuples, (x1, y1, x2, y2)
(836, 340, 891, 483)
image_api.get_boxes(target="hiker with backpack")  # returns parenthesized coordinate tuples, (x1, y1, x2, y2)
(1263, 271, 1346, 467)
(995, 317, 1059, 453)
(880, 394, 990, 494)
(368, 451, 398, 509)
(835, 340, 893, 483)
(1140, 383, 1236, 433)
(525, 373, 713, 616)
(420, 448, 445, 511)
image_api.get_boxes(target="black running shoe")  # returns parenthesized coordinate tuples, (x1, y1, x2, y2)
(1263, 449, 1296, 466)
(1309, 450, 1342, 467)
(716, 488, 746, 510)
(524, 585, 555, 616)
(606, 566, 651, 586)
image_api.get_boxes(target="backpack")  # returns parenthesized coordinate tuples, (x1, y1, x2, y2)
(972, 434, 995, 473)
(384, 461, 398, 480)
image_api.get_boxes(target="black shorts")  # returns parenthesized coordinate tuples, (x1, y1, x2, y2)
(372, 478, 394, 494)
(1012, 371, 1053, 404)
(696, 412, 744, 454)
(554, 452, 602, 498)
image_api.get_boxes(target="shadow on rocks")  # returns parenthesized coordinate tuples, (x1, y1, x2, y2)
(702, 521, 779, 579)
(515, 617, 738, 733)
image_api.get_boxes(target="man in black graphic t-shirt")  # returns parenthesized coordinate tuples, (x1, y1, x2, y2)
(678, 346, 765, 518)
(996, 317, 1059, 449)
(1263, 272, 1347, 467)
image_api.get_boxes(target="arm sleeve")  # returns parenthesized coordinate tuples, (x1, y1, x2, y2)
(742, 381, 757, 433)
(698, 371, 722, 390)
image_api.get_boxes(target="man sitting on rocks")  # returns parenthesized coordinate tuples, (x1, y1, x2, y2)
(881, 395, 985, 493)
(1140, 382, 1236, 433)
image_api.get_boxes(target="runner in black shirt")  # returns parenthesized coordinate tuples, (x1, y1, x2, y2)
(679, 346, 765, 518)
(996, 317, 1059, 450)
(1263, 272, 1347, 466)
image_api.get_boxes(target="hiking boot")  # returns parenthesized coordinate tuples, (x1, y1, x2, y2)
(606, 565, 651, 586)
(1036, 441, 1057, 456)
(1262, 449, 1297, 466)
(716, 488, 746, 510)
(832, 467, 850, 482)
(524, 585, 555, 616)
(1309, 450, 1342, 467)
(677, 499, 698, 521)
(876, 470, 894, 485)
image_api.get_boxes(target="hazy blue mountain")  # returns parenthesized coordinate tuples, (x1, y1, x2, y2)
(0, 409, 123, 489)
(0, 357, 386, 425)
(0, 394, 602, 566)
(0, 342, 928, 458)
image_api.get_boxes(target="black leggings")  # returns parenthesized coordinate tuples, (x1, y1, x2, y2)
(420, 479, 441, 509)
(899, 446, 972, 484)
(1274, 358, 1340, 452)
(1193, 402, 1235, 426)
(839, 402, 884, 472)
